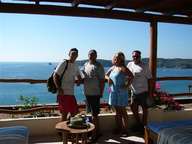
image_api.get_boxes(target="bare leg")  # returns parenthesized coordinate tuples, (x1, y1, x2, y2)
(61, 112, 68, 121)
(71, 112, 77, 117)
(92, 114, 100, 136)
(131, 102, 141, 124)
(121, 108, 129, 131)
(142, 105, 148, 125)
(115, 107, 123, 132)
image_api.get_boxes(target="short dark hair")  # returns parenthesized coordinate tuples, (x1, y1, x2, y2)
(132, 50, 141, 55)
(88, 49, 97, 55)
(69, 48, 78, 54)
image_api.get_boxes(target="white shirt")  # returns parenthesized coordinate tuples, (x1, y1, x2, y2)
(55, 60, 80, 95)
(81, 61, 105, 96)
(127, 61, 152, 94)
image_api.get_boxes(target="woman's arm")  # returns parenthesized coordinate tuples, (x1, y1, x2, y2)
(105, 66, 114, 85)
(122, 66, 134, 86)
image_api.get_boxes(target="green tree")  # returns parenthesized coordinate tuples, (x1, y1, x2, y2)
(19, 95, 38, 109)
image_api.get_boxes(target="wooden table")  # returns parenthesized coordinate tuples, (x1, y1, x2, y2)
(56, 121, 95, 144)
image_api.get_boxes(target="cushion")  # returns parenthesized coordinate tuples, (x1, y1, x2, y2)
(147, 119, 192, 133)
(0, 126, 29, 144)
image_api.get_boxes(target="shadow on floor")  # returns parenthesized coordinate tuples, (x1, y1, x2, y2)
(29, 132, 145, 144)
(95, 132, 144, 144)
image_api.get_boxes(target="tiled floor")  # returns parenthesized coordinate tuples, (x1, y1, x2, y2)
(29, 132, 145, 144)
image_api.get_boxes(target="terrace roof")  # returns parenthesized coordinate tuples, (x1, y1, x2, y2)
(0, 0, 192, 24)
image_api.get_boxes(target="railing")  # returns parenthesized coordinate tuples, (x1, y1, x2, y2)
(0, 78, 110, 115)
(0, 79, 46, 84)
(0, 77, 192, 114)
(156, 76, 192, 81)
(156, 76, 192, 97)
(1, 77, 192, 96)
(0, 105, 57, 114)
(0, 103, 109, 114)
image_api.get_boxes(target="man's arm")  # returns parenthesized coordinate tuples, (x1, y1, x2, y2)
(99, 79, 105, 97)
(75, 63, 83, 86)
(53, 73, 63, 95)
(105, 66, 114, 86)
(98, 64, 105, 96)
(53, 73, 60, 89)
(76, 74, 83, 86)
(53, 61, 67, 89)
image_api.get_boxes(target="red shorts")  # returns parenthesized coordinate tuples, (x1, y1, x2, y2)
(57, 95, 78, 113)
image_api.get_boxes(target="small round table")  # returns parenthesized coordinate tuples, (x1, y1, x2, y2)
(56, 121, 95, 144)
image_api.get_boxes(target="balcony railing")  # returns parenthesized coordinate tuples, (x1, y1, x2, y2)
(0, 77, 192, 115)
(156, 76, 192, 97)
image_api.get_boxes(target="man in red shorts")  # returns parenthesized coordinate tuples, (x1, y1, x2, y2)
(53, 48, 81, 121)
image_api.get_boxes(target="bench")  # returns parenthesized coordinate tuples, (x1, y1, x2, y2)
(0, 126, 29, 144)
(145, 119, 192, 144)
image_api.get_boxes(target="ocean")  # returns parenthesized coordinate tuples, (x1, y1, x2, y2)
(0, 62, 192, 105)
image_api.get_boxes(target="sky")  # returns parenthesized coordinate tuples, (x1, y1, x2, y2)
(0, 13, 192, 62)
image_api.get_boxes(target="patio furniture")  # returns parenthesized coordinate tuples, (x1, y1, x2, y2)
(145, 119, 192, 144)
(0, 126, 29, 144)
(56, 121, 95, 144)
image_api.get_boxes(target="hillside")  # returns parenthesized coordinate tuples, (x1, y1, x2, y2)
(76, 58, 192, 69)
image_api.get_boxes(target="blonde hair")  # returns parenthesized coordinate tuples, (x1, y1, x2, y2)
(112, 55, 116, 65)
(114, 52, 126, 66)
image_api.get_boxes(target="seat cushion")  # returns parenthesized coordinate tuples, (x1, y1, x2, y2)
(0, 126, 29, 144)
(147, 119, 192, 133)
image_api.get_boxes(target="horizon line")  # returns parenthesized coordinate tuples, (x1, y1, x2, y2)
(0, 57, 192, 63)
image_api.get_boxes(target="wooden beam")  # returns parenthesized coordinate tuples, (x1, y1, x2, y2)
(0, 78, 82, 84)
(146, 0, 192, 17)
(35, 0, 40, 5)
(177, 10, 192, 18)
(0, 106, 57, 114)
(105, 0, 117, 10)
(0, 79, 46, 84)
(171, 93, 192, 97)
(156, 76, 192, 81)
(149, 21, 157, 93)
(134, 0, 162, 13)
(71, 0, 80, 7)
(0, 3, 192, 24)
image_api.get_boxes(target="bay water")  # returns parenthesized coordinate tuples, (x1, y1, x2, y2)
(0, 62, 191, 105)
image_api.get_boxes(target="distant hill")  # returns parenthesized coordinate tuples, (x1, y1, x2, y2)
(76, 59, 112, 67)
(76, 58, 192, 69)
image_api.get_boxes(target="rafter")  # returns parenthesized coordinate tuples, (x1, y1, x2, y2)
(145, 0, 192, 16)
(35, 0, 40, 5)
(71, 0, 80, 7)
(134, 0, 162, 13)
(0, 3, 191, 25)
(105, 0, 118, 10)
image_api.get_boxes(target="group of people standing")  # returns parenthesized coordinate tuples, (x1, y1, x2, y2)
(53, 48, 152, 140)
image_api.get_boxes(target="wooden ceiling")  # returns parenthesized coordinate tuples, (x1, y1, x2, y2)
(0, 0, 192, 24)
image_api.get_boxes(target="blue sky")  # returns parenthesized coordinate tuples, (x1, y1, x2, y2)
(0, 13, 191, 62)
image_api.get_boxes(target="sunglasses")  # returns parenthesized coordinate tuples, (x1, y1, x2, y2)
(132, 55, 140, 58)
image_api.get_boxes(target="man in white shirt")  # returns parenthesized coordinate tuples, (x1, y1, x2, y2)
(81, 49, 105, 140)
(53, 48, 81, 121)
(127, 50, 152, 128)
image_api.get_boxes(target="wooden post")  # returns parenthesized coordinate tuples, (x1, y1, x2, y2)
(149, 21, 158, 95)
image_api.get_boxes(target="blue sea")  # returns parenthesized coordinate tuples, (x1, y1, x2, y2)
(0, 62, 192, 105)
